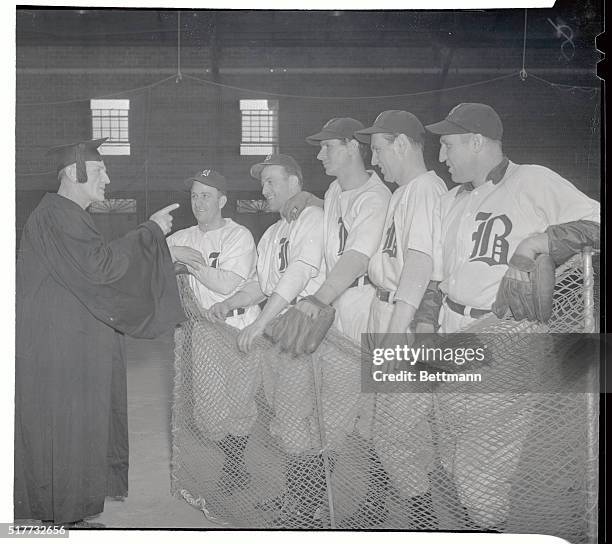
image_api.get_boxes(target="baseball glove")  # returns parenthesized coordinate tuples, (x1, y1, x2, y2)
(493, 253, 556, 323)
(264, 296, 336, 356)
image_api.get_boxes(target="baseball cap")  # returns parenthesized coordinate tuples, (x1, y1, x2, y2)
(355, 110, 425, 144)
(184, 169, 227, 194)
(425, 103, 503, 140)
(306, 117, 365, 145)
(46, 137, 108, 171)
(250, 153, 303, 181)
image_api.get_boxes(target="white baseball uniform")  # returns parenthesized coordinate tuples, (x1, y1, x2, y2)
(167, 219, 260, 329)
(168, 219, 260, 439)
(431, 158, 600, 526)
(319, 171, 391, 442)
(366, 170, 447, 499)
(256, 206, 327, 454)
(323, 171, 391, 341)
(433, 159, 600, 333)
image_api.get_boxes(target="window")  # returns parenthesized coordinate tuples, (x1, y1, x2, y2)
(90, 99, 130, 155)
(240, 99, 279, 156)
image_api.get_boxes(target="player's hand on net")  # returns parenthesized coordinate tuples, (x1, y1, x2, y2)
(415, 322, 435, 334)
(237, 321, 265, 353)
(280, 191, 316, 222)
(378, 331, 415, 374)
(150, 203, 180, 235)
(205, 301, 231, 323)
(265, 296, 335, 356)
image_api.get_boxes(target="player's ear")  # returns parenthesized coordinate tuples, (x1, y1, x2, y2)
(471, 134, 485, 153)
(394, 133, 410, 154)
(347, 138, 360, 155)
(219, 194, 228, 210)
(287, 174, 300, 190)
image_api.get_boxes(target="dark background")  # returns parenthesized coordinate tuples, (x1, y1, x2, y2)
(15, 4, 602, 243)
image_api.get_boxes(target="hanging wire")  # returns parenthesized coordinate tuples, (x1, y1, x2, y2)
(519, 9, 528, 81)
(181, 71, 519, 100)
(17, 75, 176, 107)
(15, 70, 599, 110)
(176, 11, 183, 83)
(528, 73, 600, 94)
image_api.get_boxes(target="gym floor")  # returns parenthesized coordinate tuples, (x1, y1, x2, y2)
(94, 333, 219, 529)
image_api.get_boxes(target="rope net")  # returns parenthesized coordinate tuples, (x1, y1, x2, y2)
(171, 251, 599, 539)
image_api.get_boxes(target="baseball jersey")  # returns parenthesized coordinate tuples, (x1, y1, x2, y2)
(369, 170, 447, 292)
(167, 219, 260, 328)
(432, 159, 600, 310)
(323, 171, 391, 340)
(323, 171, 391, 270)
(257, 206, 326, 302)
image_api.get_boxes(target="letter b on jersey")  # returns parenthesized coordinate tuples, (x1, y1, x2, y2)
(469, 212, 512, 266)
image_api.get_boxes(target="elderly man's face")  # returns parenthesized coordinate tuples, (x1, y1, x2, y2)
(190, 181, 224, 225)
(81, 160, 110, 203)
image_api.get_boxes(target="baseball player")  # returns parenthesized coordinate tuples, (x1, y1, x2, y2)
(417, 103, 600, 529)
(167, 169, 260, 494)
(337, 111, 447, 527)
(207, 154, 328, 527)
(263, 119, 391, 528)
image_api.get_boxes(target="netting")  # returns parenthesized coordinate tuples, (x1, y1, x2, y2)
(171, 250, 599, 540)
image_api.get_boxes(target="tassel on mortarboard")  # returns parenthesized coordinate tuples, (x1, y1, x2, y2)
(46, 138, 108, 183)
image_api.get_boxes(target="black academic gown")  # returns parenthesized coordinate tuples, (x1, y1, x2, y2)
(14, 193, 185, 523)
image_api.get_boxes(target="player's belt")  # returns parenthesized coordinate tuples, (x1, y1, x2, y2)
(349, 274, 372, 289)
(375, 287, 395, 303)
(226, 307, 246, 318)
(444, 296, 490, 318)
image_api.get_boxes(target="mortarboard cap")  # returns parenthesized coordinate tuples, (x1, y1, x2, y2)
(46, 138, 108, 171)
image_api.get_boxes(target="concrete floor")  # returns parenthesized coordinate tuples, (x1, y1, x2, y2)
(95, 333, 219, 529)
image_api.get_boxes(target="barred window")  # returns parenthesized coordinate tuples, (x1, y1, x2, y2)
(90, 99, 130, 155)
(240, 99, 279, 156)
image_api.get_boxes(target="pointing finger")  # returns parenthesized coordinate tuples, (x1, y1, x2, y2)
(158, 203, 180, 214)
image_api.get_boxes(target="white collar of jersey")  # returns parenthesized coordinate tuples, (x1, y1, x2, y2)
(457, 156, 510, 195)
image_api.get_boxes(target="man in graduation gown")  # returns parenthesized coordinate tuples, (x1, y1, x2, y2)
(14, 138, 185, 526)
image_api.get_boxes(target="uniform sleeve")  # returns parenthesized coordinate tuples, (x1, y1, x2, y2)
(344, 188, 390, 258)
(274, 261, 318, 303)
(397, 178, 444, 257)
(516, 166, 600, 227)
(273, 208, 325, 302)
(217, 226, 258, 280)
(431, 197, 445, 282)
(31, 206, 184, 338)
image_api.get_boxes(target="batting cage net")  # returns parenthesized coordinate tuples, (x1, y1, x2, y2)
(170, 249, 599, 541)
